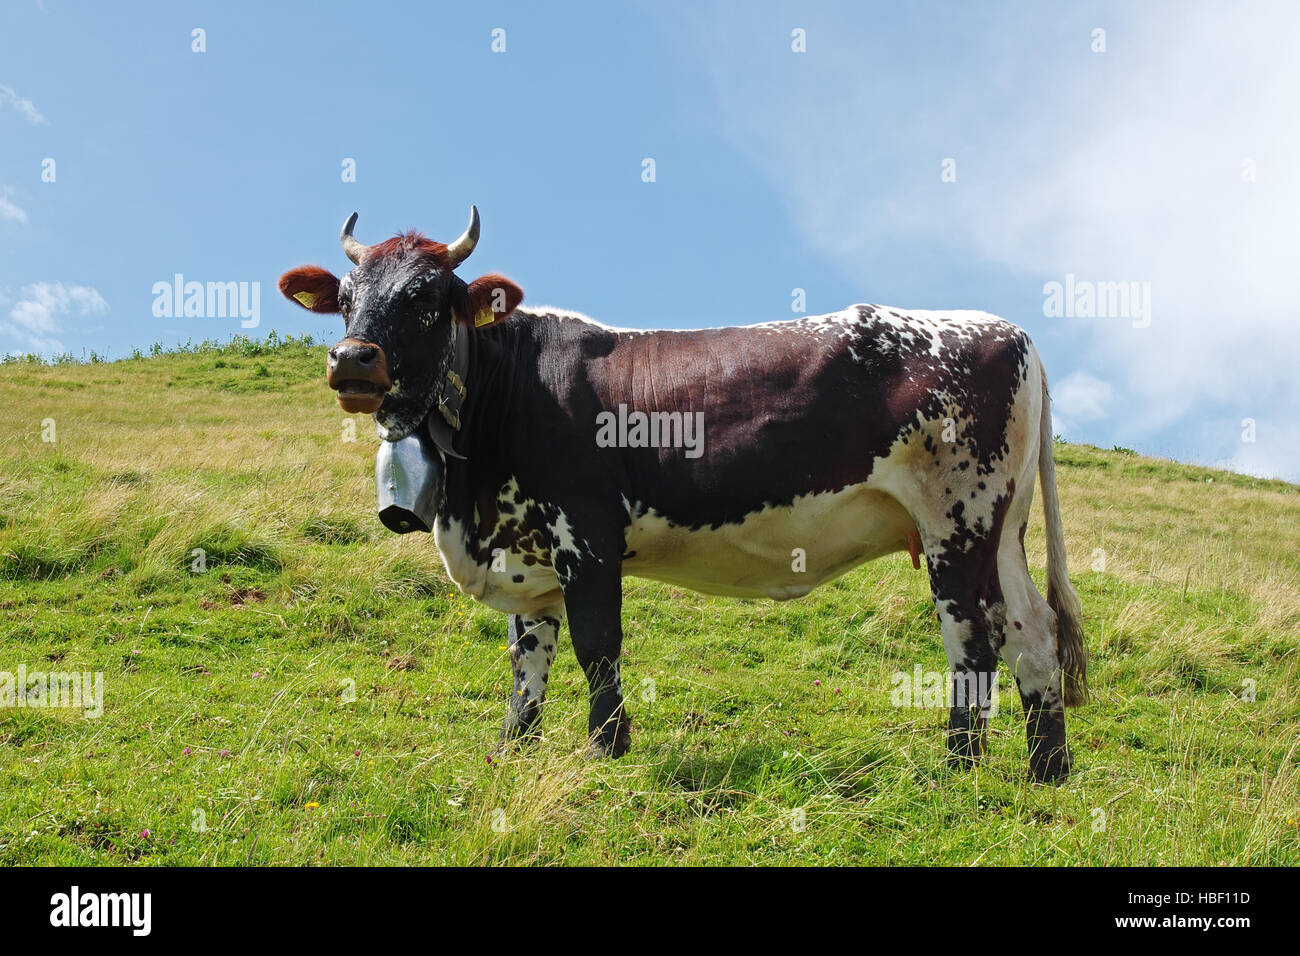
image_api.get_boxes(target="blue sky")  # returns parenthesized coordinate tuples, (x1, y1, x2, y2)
(3, 1, 1297, 478)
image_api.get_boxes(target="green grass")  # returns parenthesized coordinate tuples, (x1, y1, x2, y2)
(1, 336, 1297, 865)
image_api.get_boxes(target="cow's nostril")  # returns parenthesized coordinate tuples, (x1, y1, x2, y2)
(356, 346, 378, 367)
(328, 347, 340, 361)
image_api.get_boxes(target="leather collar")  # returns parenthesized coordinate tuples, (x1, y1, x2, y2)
(426, 319, 470, 460)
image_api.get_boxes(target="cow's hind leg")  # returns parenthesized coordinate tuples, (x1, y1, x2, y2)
(998, 520, 1072, 783)
(500, 611, 562, 746)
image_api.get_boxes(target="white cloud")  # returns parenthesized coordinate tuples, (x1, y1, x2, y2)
(671, 2, 1300, 479)
(0, 282, 109, 354)
(0, 189, 28, 224)
(1052, 371, 1113, 438)
(0, 84, 47, 124)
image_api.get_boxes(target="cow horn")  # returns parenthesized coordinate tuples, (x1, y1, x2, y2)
(340, 212, 367, 265)
(443, 205, 480, 268)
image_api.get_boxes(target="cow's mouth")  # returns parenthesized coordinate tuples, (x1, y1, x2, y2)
(333, 379, 389, 414)
(326, 337, 392, 414)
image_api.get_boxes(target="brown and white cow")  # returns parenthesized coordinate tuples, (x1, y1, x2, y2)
(279, 207, 1087, 782)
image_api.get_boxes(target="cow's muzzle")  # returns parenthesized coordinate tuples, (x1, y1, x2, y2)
(327, 338, 391, 413)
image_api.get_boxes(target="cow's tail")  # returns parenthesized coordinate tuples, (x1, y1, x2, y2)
(1038, 369, 1088, 707)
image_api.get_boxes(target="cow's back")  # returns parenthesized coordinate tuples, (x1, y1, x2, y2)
(569, 305, 1032, 525)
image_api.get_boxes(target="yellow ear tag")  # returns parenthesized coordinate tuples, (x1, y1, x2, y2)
(474, 308, 495, 328)
(293, 291, 318, 308)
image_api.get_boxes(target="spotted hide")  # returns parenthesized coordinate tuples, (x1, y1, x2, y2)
(279, 210, 1087, 783)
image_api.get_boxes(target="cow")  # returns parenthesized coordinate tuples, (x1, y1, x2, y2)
(278, 207, 1087, 783)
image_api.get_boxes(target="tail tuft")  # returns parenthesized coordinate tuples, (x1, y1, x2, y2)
(1050, 577, 1089, 707)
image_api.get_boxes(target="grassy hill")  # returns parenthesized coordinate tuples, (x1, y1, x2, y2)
(1, 336, 1297, 865)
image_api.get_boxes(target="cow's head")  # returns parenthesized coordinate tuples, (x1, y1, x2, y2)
(278, 207, 524, 439)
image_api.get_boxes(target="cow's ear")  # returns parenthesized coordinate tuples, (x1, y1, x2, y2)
(278, 266, 341, 313)
(453, 273, 524, 329)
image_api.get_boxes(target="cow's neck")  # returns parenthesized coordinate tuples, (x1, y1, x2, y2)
(436, 315, 533, 532)
(457, 316, 525, 453)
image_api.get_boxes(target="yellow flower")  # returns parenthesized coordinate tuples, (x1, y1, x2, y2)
(305, 802, 320, 810)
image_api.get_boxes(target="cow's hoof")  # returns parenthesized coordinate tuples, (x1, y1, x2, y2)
(1029, 747, 1072, 785)
(945, 727, 987, 769)
(585, 724, 631, 759)
(495, 733, 541, 757)
(945, 751, 982, 772)
(584, 738, 631, 760)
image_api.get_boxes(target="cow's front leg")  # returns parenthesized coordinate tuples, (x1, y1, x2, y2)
(928, 579, 1001, 769)
(939, 611, 999, 768)
(561, 563, 630, 758)
(500, 612, 562, 746)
